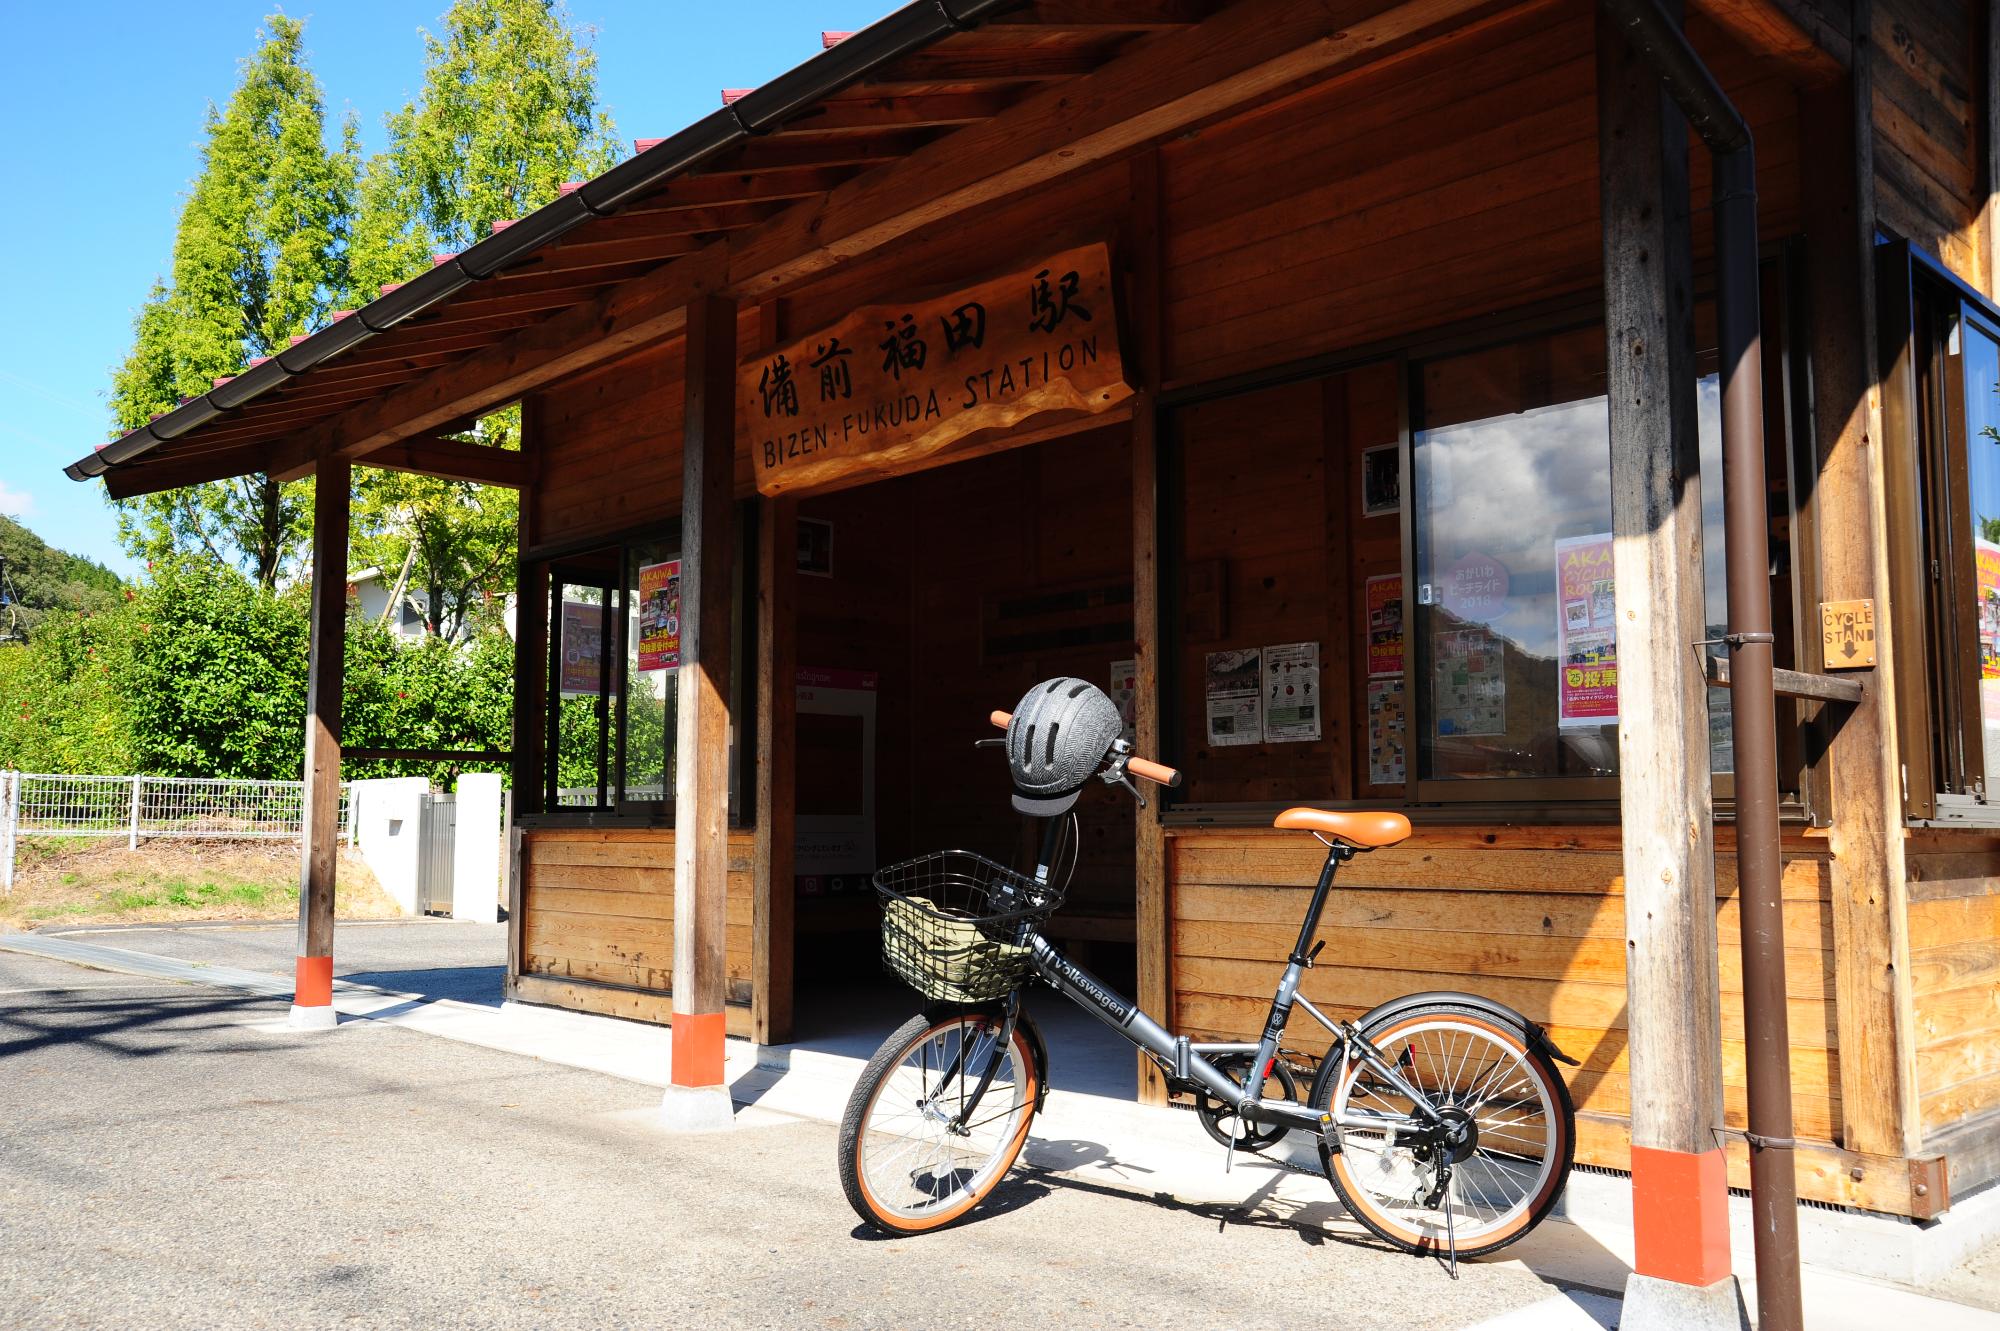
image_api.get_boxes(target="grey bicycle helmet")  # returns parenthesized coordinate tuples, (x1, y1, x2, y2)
(1004, 677, 1124, 816)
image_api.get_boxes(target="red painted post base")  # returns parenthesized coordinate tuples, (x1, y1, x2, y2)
(294, 955, 334, 1007)
(670, 1009, 727, 1087)
(1623, 1146, 1747, 1330)
(1632, 1144, 1732, 1286)
(287, 954, 337, 1031)
(660, 1009, 734, 1132)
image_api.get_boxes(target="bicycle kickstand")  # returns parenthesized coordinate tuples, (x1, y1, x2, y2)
(1443, 1182, 1459, 1281)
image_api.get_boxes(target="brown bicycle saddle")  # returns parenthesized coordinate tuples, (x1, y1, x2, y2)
(1272, 807, 1412, 849)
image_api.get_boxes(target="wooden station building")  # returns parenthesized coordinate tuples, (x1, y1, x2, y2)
(67, 0, 2000, 1258)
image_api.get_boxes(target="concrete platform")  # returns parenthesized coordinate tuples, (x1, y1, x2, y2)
(6, 928, 1996, 1329)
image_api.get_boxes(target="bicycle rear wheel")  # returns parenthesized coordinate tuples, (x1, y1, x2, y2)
(1315, 1003, 1574, 1258)
(838, 1011, 1039, 1234)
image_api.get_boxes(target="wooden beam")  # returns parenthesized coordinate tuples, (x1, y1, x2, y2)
(1702, 654, 1865, 704)
(753, 494, 798, 1046)
(713, 130, 939, 175)
(292, 456, 349, 1026)
(986, 0, 1217, 27)
(1688, 0, 1848, 86)
(359, 435, 528, 488)
(775, 89, 1016, 132)
(288, 248, 727, 474)
(615, 167, 860, 215)
(1128, 149, 1171, 1107)
(1597, 0, 1731, 1289)
(671, 292, 739, 1090)
(726, 0, 1507, 299)
(1802, 35, 1923, 1158)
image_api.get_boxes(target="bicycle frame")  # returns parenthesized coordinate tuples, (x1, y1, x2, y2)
(950, 817, 1449, 1147)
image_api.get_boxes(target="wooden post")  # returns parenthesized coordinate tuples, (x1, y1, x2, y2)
(1127, 150, 1172, 1106)
(753, 494, 798, 1046)
(292, 457, 350, 1030)
(1804, 43, 1921, 1159)
(667, 294, 738, 1123)
(506, 395, 545, 1003)
(1596, 9, 1737, 1320)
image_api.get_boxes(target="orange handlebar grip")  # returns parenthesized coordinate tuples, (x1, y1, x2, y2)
(990, 710, 1012, 730)
(1128, 756, 1183, 788)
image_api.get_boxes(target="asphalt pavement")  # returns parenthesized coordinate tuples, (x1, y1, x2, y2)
(0, 947, 1595, 1331)
(36, 917, 506, 1006)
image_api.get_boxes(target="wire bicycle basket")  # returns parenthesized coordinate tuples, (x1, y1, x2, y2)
(873, 849, 1065, 1003)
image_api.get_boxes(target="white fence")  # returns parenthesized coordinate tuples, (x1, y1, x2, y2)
(0, 771, 354, 893)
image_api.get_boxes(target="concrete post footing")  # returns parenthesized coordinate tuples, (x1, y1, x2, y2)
(1619, 1273, 1750, 1330)
(659, 1084, 735, 1133)
(287, 1004, 338, 1031)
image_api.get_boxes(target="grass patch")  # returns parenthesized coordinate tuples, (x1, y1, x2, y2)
(0, 839, 395, 928)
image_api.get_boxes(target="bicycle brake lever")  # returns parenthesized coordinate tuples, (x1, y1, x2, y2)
(974, 737, 1007, 749)
(1112, 773, 1146, 808)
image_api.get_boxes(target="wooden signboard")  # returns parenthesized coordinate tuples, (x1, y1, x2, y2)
(741, 243, 1132, 495)
(1821, 598, 1877, 668)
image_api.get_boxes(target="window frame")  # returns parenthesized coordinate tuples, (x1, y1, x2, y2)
(1881, 239, 2000, 824)
(515, 509, 756, 830)
(1155, 264, 1817, 826)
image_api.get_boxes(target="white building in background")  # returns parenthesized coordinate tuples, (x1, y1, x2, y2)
(347, 566, 434, 643)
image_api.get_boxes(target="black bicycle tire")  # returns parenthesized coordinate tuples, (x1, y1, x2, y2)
(837, 1011, 1039, 1235)
(1312, 1002, 1576, 1259)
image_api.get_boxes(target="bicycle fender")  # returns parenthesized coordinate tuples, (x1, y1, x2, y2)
(1308, 990, 1580, 1109)
(920, 1000, 1052, 1116)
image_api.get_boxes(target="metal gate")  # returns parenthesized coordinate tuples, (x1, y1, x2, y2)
(417, 792, 456, 916)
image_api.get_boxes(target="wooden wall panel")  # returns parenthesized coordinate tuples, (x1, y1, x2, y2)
(1157, 0, 1802, 385)
(530, 340, 687, 544)
(1869, 0, 1987, 287)
(1166, 825, 1843, 1149)
(520, 827, 756, 1007)
(1907, 854, 2000, 1136)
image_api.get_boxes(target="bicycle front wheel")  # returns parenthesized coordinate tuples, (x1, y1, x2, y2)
(1315, 1003, 1574, 1258)
(838, 1011, 1039, 1234)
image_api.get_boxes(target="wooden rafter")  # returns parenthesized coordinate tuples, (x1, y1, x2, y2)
(983, 0, 1218, 28)
(359, 434, 528, 487)
(615, 167, 861, 214)
(764, 89, 1016, 132)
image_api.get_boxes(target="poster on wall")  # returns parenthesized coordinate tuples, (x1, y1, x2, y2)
(635, 559, 681, 671)
(1367, 678, 1406, 786)
(1366, 574, 1404, 677)
(796, 518, 834, 578)
(559, 600, 604, 697)
(1979, 540, 2000, 679)
(1109, 659, 1138, 742)
(1362, 444, 1401, 517)
(1555, 532, 1619, 727)
(1204, 648, 1263, 746)
(1433, 626, 1505, 736)
(1263, 642, 1322, 742)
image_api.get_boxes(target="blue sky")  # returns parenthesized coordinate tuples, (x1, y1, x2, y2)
(0, 1, 896, 576)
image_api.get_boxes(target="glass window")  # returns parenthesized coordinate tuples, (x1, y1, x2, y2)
(549, 574, 614, 808)
(1966, 314, 2000, 798)
(1410, 309, 1789, 792)
(620, 540, 680, 807)
(1413, 326, 1620, 783)
(530, 516, 751, 823)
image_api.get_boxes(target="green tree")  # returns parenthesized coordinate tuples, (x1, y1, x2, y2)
(345, 0, 622, 637)
(108, 14, 357, 588)
(0, 516, 123, 637)
(351, 469, 518, 641)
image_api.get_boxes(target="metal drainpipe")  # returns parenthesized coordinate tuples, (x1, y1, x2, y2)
(1597, 2, 1803, 1329)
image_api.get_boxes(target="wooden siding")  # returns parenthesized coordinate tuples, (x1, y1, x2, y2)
(520, 827, 756, 1008)
(1157, 2, 1802, 385)
(1907, 841, 2000, 1137)
(530, 339, 686, 544)
(1869, 0, 1988, 289)
(1166, 825, 1842, 1150)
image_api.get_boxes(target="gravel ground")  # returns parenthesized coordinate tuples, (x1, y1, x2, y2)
(0, 948, 1583, 1331)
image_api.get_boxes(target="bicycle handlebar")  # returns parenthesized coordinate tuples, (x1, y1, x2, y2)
(988, 710, 1183, 789)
